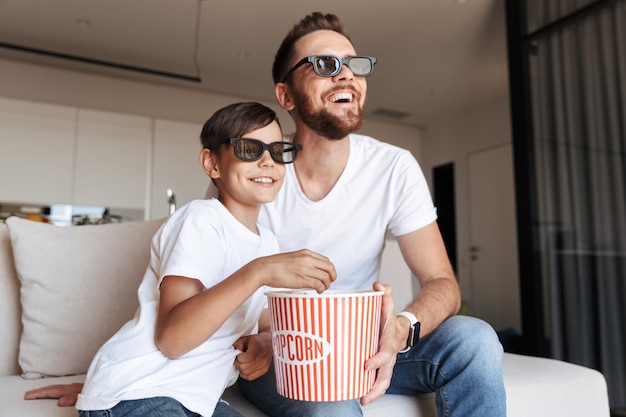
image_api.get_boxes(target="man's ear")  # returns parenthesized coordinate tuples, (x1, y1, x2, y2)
(200, 148, 220, 180)
(275, 83, 295, 111)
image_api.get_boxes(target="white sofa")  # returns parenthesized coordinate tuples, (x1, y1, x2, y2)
(0, 217, 611, 417)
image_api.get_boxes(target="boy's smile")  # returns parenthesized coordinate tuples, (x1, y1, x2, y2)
(251, 176, 277, 184)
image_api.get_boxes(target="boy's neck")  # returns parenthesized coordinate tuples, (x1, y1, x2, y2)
(218, 196, 261, 234)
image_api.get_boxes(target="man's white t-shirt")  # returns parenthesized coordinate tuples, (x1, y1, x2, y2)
(259, 133, 437, 291)
(76, 199, 279, 416)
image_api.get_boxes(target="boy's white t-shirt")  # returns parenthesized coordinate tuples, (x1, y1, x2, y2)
(259, 133, 437, 290)
(76, 199, 279, 416)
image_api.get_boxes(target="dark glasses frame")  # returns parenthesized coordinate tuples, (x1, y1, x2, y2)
(218, 138, 303, 164)
(281, 55, 377, 83)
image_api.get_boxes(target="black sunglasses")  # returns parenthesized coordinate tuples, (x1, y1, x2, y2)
(217, 138, 302, 164)
(281, 55, 377, 83)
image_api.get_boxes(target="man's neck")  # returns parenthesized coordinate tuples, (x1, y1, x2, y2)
(293, 130, 350, 202)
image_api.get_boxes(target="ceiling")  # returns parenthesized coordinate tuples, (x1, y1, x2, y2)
(0, 0, 510, 128)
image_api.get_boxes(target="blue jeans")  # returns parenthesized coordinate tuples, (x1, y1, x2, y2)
(238, 315, 506, 417)
(79, 396, 244, 417)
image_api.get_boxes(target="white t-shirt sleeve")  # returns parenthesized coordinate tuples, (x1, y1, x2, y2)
(156, 208, 226, 288)
(387, 150, 438, 237)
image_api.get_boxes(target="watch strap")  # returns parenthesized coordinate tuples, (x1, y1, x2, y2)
(397, 311, 420, 353)
(397, 311, 418, 326)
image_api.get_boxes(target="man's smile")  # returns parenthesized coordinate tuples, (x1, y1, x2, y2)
(329, 92, 354, 103)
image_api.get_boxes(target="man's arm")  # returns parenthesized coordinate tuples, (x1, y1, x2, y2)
(361, 221, 460, 405)
(395, 221, 461, 336)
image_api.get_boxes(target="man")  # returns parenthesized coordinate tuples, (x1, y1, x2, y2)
(234, 12, 506, 417)
(26, 12, 506, 417)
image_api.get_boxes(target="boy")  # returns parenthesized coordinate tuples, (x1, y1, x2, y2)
(74, 102, 336, 417)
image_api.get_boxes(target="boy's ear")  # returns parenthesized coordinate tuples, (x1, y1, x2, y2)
(200, 148, 221, 180)
(275, 83, 295, 111)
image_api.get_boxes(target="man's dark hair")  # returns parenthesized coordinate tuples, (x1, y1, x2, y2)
(272, 12, 350, 85)
(200, 102, 280, 152)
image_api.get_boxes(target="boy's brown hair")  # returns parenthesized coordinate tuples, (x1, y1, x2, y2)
(200, 102, 280, 153)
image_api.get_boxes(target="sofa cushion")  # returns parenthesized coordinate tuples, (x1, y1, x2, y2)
(5, 217, 165, 378)
(0, 374, 86, 417)
(502, 353, 610, 417)
(0, 224, 21, 376)
(0, 373, 434, 417)
(0, 353, 611, 417)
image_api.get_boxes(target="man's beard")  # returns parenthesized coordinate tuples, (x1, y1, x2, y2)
(293, 89, 364, 140)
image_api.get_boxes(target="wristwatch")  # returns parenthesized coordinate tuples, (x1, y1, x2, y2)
(396, 311, 420, 353)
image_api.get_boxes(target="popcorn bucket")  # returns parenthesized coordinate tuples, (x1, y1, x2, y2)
(265, 289, 383, 401)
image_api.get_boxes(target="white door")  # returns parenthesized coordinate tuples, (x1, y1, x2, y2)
(468, 144, 521, 333)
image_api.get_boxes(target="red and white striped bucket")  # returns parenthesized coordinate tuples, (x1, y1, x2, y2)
(265, 289, 383, 401)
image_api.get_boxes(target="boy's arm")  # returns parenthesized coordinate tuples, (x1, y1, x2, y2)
(156, 271, 266, 359)
(24, 383, 83, 407)
(157, 249, 337, 359)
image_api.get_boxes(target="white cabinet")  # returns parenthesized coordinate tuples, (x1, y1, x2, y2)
(0, 98, 151, 211)
(74, 109, 151, 209)
(150, 119, 207, 219)
(0, 97, 207, 217)
(0, 97, 76, 204)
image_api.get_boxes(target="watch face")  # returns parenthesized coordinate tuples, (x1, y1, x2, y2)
(397, 312, 419, 353)
(412, 321, 421, 345)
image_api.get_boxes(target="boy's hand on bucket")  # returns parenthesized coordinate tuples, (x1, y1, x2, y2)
(361, 282, 397, 405)
(233, 333, 273, 381)
(252, 249, 337, 293)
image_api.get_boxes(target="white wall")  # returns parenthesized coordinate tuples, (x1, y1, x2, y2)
(0, 58, 422, 156)
(0, 58, 288, 129)
(421, 95, 514, 318)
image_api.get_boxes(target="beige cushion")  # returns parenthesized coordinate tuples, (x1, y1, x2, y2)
(0, 224, 21, 376)
(5, 217, 164, 378)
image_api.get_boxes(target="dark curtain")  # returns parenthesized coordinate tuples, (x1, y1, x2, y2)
(522, 0, 626, 409)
